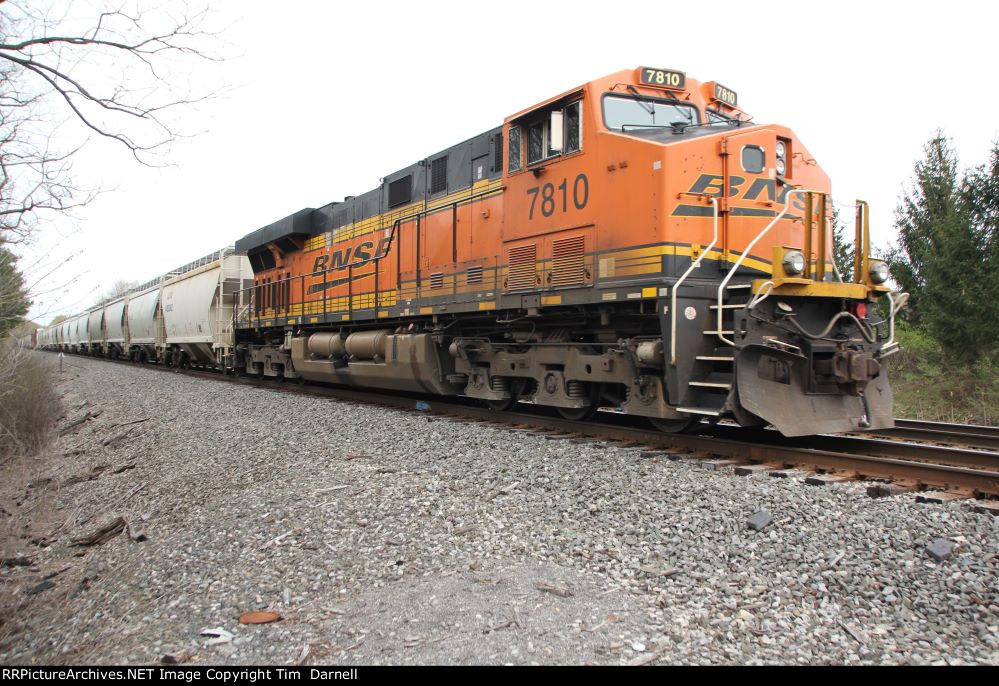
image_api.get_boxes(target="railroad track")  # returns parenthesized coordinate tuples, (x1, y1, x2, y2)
(54, 353, 999, 501)
(866, 419, 999, 452)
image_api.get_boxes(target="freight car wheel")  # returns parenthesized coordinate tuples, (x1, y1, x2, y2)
(649, 417, 699, 433)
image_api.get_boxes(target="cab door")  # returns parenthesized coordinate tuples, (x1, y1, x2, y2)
(719, 128, 796, 274)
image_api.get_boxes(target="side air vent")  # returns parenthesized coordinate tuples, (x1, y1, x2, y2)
(466, 265, 483, 285)
(492, 133, 503, 174)
(388, 175, 412, 208)
(430, 156, 447, 195)
(507, 244, 537, 291)
(430, 272, 444, 290)
(550, 235, 587, 287)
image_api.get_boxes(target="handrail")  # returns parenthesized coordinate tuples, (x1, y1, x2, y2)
(855, 201, 869, 284)
(670, 196, 719, 366)
(716, 188, 813, 347)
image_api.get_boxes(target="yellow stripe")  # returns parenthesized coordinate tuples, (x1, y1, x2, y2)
(541, 295, 562, 306)
(478, 301, 496, 311)
(305, 180, 504, 252)
(606, 243, 772, 275)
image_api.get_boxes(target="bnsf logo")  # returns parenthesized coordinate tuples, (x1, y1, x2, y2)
(311, 237, 393, 273)
(687, 174, 808, 211)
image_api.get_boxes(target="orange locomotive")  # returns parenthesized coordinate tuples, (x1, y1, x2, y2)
(234, 67, 904, 437)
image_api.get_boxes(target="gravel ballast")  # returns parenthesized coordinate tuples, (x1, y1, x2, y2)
(0, 355, 997, 665)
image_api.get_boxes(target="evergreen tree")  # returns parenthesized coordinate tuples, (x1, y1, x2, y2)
(961, 141, 999, 361)
(885, 133, 959, 324)
(886, 133, 997, 363)
(0, 244, 29, 339)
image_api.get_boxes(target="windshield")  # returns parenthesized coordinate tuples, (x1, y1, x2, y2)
(603, 94, 700, 131)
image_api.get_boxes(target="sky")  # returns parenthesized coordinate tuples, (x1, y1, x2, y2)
(18, 0, 999, 322)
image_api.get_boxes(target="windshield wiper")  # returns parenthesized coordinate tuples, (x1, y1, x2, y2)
(625, 85, 655, 115)
(673, 100, 693, 124)
(620, 123, 670, 132)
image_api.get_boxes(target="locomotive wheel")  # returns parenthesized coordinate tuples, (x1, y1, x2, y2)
(649, 417, 700, 433)
(556, 382, 603, 421)
(557, 404, 599, 421)
(486, 398, 517, 412)
(485, 377, 532, 412)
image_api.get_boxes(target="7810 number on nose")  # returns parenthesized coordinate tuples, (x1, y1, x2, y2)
(526, 173, 589, 219)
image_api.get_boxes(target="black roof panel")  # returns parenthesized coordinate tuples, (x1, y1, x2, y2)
(235, 209, 313, 254)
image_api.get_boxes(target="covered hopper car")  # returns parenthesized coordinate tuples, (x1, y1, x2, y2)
(41, 249, 250, 368)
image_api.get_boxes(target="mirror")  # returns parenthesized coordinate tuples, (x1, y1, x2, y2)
(549, 111, 564, 153)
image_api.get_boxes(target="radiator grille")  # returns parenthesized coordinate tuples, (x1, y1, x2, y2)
(550, 236, 586, 287)
(507, 244, 537, 291)
(430, 156, 447, 195)
(492, 133, 503, 173)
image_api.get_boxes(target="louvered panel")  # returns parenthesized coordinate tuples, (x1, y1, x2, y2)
(550, 235, 586, 287)
(466, 265, 483, 285)
(507, 244, 537, 291)
(430, 272, 444, 290)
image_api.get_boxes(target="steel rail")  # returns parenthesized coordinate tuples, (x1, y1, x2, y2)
(867, 419, 999, 452)
(707, 426, 999, 471)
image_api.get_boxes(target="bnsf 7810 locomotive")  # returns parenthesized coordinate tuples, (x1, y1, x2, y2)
(42, 67, 907, 437)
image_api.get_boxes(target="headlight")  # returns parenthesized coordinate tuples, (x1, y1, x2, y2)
(869, 261, 889, 284)
(783, 250, 805, 275)
(776, 158, 786, 175)
(776, 141, 787, 158)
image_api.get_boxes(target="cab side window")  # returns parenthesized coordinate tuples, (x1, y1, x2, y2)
(528, 120, 546, 165)
(514, 100, 583, 170)
(508, 126, 522, 173)
(564, 101, 581, 153)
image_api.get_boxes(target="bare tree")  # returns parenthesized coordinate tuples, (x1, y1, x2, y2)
(96, 277, 137, 304)
(0, 0, 219, 245)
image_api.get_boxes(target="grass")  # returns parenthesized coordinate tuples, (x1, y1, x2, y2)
(886, 322, 999, 426)
(0, 340, 61, 460)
